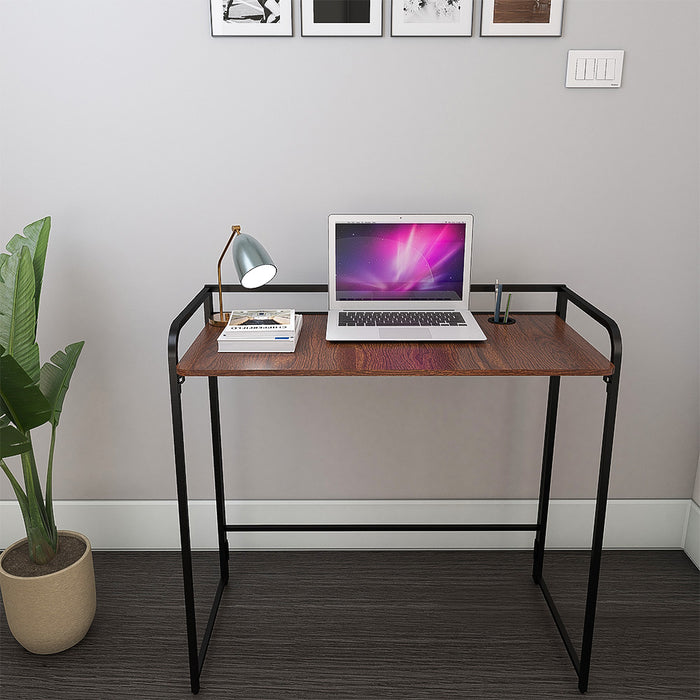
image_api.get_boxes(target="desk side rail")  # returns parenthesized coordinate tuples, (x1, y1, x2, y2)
(168, 286, 212, 378)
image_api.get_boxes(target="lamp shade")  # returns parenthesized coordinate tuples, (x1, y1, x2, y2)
(231, 233, 277, 289)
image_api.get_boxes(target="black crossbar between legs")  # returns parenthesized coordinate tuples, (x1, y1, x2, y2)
(226, 524, 539, 532)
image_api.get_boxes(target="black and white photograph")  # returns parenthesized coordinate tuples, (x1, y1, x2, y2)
(210, 0, 293, 36)
(301, 0, 383, 36)
(480, 0, 563, 36)
(391, 0, 473, 36)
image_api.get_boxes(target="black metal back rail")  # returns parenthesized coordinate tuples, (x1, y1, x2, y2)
(168, 284, 622, 694)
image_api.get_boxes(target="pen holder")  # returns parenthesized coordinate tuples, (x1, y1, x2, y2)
(488, 316, 516, 325)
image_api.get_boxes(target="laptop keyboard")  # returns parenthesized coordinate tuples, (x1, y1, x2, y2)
(339, 311, 467, 327)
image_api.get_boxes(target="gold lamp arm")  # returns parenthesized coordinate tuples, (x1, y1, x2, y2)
(210, 225, 241, 327)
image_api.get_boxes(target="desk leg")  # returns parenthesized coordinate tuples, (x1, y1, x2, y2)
(577, 374, 620, 693)
(533, 375, 561, 583)
(170, 375, 201, 694)
(208, 377, 230, 584)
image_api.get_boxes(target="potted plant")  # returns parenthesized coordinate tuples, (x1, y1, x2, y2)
(0, 216, 95, 654)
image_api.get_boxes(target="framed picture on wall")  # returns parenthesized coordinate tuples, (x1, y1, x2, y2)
(391, 0, 473, 36)
(480, 0, 563, 36)
(210, 0, 293, 36)
(301, 0, 383, 36)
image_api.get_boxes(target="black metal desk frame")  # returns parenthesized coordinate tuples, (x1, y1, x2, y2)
(168, 284, 622, 695)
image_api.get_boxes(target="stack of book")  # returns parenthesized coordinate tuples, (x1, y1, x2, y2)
(217, 309, 303, 353)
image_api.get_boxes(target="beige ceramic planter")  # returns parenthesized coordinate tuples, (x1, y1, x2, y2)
(0, 530, 96, 654)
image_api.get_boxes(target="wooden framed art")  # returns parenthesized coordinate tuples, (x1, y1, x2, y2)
(301, 0, 383, 36)
(210, 0, 293, 36)
(392, 0, 473, 37)
(480, 0, 563, 37)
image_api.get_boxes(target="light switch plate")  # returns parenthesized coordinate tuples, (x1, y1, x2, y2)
(566, 50, 624, 88)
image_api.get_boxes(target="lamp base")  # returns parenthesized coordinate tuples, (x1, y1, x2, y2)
(209, 312, 230, 327)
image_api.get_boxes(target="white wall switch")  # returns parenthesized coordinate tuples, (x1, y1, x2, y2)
(566, 50, 624, 88)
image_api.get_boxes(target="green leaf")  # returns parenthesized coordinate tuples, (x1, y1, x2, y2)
(0, 245, 40, 382)
(40, 341, 84, 427)
(0, 414, 31, 458)
(0, 346, 52, 432)
(0, 458, 29, 525)
(0, 216, 50, 321)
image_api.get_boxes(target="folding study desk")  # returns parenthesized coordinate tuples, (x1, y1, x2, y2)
(168, 284, 621, 695)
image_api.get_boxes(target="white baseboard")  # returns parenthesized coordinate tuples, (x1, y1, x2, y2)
(683, 499, 700, 568)
(0, 499, 694, 557)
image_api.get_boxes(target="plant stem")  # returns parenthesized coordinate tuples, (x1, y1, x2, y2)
(1, 458, 56, 563)
(19, 435, 57, 563)
(26, 524, 58, 564)
(46, 423, 57, 533)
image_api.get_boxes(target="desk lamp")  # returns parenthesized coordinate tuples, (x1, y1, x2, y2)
(209, 225, 277, 327)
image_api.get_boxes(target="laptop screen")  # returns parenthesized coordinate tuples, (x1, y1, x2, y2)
(335, 221, 466, 302)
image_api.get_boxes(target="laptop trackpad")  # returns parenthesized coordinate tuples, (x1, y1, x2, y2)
(379, 328, 432, 340)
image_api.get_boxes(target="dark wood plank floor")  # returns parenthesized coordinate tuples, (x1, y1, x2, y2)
(1, 551, 698, 699)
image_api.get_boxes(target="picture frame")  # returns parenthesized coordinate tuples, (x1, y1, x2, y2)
(301, 0, 383, 36)
(391, 0, 473, 37)
(210, 0, 293, 36)
(480, 0, 563, 37)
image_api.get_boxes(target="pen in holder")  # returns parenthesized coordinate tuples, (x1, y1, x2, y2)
(488, 284, 515, 325)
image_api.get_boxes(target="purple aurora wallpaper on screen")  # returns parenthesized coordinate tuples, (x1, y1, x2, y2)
(336, 222, 466, 301)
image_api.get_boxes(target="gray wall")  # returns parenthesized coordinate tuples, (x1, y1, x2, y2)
(1, 0, 698, 502)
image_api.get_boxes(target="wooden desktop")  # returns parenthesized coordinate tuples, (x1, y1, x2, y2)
(178, 313, 613, 378)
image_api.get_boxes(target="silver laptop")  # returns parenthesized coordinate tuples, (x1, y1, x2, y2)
(326, 214, 486, 342)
